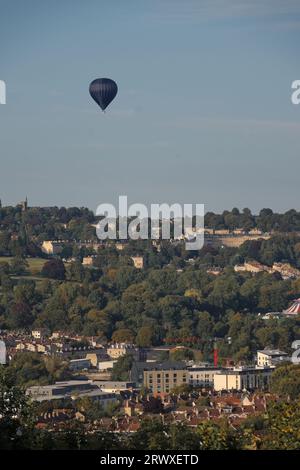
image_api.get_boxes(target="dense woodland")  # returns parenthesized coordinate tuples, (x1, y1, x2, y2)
(3, 206, 300, 248)
(1, 206, 300, 362)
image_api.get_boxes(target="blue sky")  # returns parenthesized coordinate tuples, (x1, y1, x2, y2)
(0, 0, 300, 213)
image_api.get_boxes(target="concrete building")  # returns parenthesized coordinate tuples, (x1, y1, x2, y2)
(213, 366, 274, 392)
(36, 343, 48, 353)
(234, 260, 270, 274)
(31, 328, 50, 340)
(26, 380, 117, 408)
(27, 380, 95, 401)
(85, 352, 107, 367)
(41, 240, 63, 255)
(188, 365, 223, 388)
(143, 362, 188, 394)
(51, 331, 67, 340)
(17, 197, 28, 212)
(93, 381, 135, 393)
(69, 358, 91, 371)
(257, 349, 289, 367)
(272, 262, 300, 280)
(115, 242, 127, 251)
(98, 360, 117, 371)
(0, 340, 6, 365)
(131, 256, 144, 269)
(107, 343, 139, 360)
(82, 256, 97, 266)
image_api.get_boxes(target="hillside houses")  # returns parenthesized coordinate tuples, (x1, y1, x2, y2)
(234, 260, 300, 279)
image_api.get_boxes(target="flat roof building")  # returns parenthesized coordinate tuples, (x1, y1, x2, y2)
(69, 358, 91, 371)
(188, 365, 224, 388)
(257, 349, 289, 366)
(93, 381, 135, 393)
(26, 380, 117, 408)
(213, 366, 275, 392)
(142, 362, 188, 394)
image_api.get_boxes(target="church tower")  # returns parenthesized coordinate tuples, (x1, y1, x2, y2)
(22, 196, 28, 212)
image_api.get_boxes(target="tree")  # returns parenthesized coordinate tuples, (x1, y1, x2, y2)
(129, 420, 201, 450)
(111, 354, 134, 381)
(129, 419, 170, 450)
(196, 419, 244, 450)
(112, 328, 135, 343)
(136, 326, 155, 347)
(170, 348, 194, 361)
(0, 367, 35, 449)
(41, 259, 65, 280)
(168, 423, 201, 450)
(9, 301, 34, 329)
(262, 400, 300, 449)
(75, 397, 105, 421)
(10, 256, 29, 275)
(84, 308, 111, 338)
(66, 261, 86, 282)
(171, 383, 193, 395)
(270, 364, 300, 400)
(8, 353, 70, 387)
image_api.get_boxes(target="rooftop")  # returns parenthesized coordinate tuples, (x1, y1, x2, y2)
(257, 349, 287, 357)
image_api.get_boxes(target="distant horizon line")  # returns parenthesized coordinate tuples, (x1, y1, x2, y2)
(0, 198, 299, 217)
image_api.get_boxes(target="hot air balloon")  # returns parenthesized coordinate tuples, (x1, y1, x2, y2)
(89, 78, 118, 111)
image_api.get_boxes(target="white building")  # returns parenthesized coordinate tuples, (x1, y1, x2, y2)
(213, 366, 274, 392)
(41, 240, 63, 255)
(0, 340, 6, 365)
(32, 328, 50, 340)
(82, 256, 97, 266)
(188, 365, 223, 388)
(98, 360, 117, 371)
(26, 380, 117, 408)
(93, 381, 135, 393)
(131, 256, 144, 269)
(107, 343, 139, 360)
(257, 349, 289, 366)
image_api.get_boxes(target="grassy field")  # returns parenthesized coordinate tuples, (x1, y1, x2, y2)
(0, 257, 46, 275)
